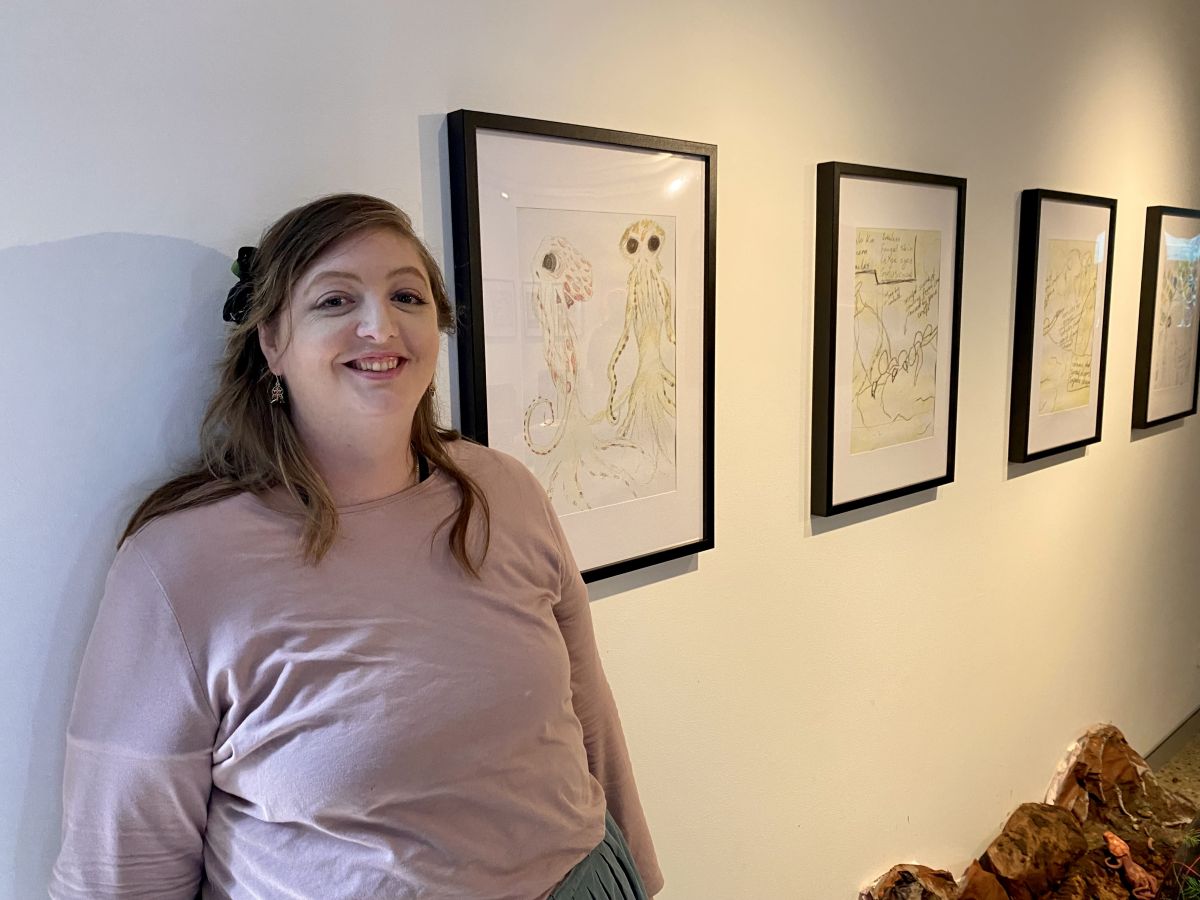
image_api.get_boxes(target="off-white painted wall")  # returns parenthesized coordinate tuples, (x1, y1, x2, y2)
(3, 2, 1198, 897)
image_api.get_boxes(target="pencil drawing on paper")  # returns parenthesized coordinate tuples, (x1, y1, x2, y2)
(607, 219, 677, 471)
(515, 209, 678, 515)
(523, 236, 640, 512)
(850, 227, 940, 454)
(1153, 235, 1199, 392)
(1039, 238, 1098, 414)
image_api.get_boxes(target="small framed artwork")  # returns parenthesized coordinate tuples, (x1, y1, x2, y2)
(1132, 206, 1200, 428)
(447, 110, 716, 582)
(812, 162, 967, 517)
(1009, 190, 1117, 462)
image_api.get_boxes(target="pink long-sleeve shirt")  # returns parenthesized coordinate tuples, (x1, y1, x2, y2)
(50, 439, 662, 899)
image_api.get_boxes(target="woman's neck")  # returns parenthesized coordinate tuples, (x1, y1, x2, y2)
(300, 423, 418, 507)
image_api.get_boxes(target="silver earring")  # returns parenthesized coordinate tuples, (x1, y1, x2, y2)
(270, 374, 285, 405)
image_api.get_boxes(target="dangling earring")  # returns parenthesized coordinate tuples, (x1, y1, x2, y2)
(270, 374, 285, 405)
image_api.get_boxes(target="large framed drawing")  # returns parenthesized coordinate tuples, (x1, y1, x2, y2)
(812, 162, 966, 517)
(1132, 206, 1200, 428)
(447, 110, 716, 582)
(1010, 190, 1117, 462)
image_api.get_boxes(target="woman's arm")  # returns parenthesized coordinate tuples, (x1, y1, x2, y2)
(542, 502, 665, 897)
(50, 539, 217, 899)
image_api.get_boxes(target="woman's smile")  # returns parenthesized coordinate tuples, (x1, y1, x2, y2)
(345, 354, 408, 380)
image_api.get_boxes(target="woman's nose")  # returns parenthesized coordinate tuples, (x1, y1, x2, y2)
(355, 294, 400, 341)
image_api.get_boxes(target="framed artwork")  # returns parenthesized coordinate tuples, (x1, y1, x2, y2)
(1132, 206, 1200, 428)
(1009, 189, 1117, 462)
(811, 162, 966, 517)
(447, 110, 716, 582)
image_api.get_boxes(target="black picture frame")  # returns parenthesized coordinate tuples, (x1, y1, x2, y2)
(447, 109, 717, 583)
(1132, 205, 1200, 429)
(1009, 189, 1117, 462)
(812, 162, 967, 518)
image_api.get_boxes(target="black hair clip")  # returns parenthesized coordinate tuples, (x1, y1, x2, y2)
(222, 246, 258, 324)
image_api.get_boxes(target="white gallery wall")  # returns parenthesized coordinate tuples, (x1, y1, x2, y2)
(3, 1, 1199, 897)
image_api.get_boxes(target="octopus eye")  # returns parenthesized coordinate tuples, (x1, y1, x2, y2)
(625, 237, 639, 254)
(542, 252, 557, 273)
(647, 235, 660, 252)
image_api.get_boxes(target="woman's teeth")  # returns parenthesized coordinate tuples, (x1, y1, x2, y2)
(350, 358, 400, 372)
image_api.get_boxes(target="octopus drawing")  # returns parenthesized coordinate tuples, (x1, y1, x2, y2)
(524, 236, 638, 511)
(606, 219, 677, 470)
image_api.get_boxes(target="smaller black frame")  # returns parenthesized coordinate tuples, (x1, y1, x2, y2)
(1132, 205, 1200, 429)
(812, 161, 967, 517)
(1009, 189, 1117, 462)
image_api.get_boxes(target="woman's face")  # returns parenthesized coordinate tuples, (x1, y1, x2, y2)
(258, 227, 441, 445)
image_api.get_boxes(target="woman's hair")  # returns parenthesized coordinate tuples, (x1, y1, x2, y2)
(120, 193, 490, 575)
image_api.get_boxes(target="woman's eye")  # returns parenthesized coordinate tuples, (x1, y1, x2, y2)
(318, 295, 348, 309)
(394, 291, 426, 305)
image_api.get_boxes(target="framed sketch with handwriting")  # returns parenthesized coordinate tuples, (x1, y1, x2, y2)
(1010, 189, 1117, 462)
(812, 162, 967, 517)
(1132, 205, 1200, 429)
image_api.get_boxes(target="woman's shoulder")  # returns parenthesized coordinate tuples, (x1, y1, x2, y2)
(443, 435, 537, 485)
(121, 488, 292, 580)
(441, 436, 549, 510)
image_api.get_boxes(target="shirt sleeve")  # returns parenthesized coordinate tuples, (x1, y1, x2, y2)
(50, 538, 217, 900)
(540, 495, 666, 897)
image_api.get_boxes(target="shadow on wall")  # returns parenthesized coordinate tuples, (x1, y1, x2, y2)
(0, 233, 230, 898)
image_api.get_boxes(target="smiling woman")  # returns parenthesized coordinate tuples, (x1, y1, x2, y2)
(48, 194, 663, 900)
(258, 229, 444, 508)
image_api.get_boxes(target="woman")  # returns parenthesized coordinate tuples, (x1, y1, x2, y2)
(50, 194, 663, 899)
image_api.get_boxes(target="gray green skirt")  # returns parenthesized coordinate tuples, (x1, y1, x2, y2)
(548, 811, 650, 900)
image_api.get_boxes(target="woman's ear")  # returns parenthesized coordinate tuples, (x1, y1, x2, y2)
(258, 319, 282, 374)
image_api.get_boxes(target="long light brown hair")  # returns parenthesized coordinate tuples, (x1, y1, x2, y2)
(120, 194, 490, 574)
